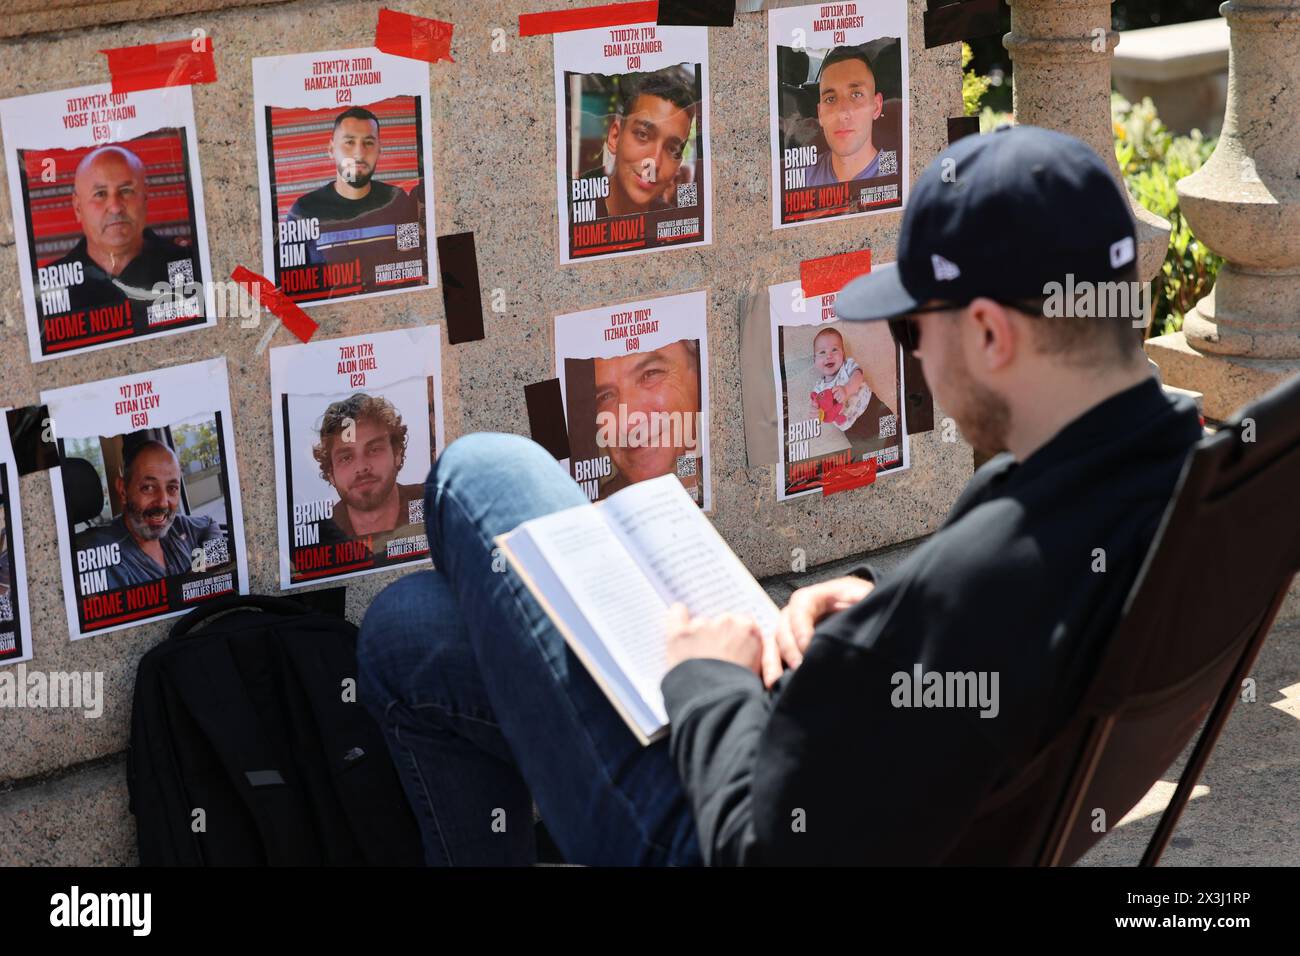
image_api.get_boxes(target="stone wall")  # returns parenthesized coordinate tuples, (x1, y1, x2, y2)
(0, 0, 969, 809)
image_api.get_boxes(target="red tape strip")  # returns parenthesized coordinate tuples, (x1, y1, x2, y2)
(800, 248, 872, 299)
(101, 37, 217, 95)
(519, 1, 658, 37)
(231, 266, 319, 343)
(821, 458, 877, 496)
(375, 8, 455, 63)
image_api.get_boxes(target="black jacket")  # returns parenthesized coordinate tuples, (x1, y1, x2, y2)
(662, 377, 1203, 865)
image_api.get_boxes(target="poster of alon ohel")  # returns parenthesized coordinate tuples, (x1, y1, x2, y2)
(270, 326, 444, 588)
(253, 47, 437, 306)
(555, 290, 711, 511)
(770, 278, 909, 501)
(43, 359, 248, 641)
(553, 15, 712, 263)
(0, 83, 215, 362)
(768, 2, 908, 228)
(0, 416, 33, 667)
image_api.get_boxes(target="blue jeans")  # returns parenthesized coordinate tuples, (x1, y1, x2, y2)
(357, 433, 703, 866)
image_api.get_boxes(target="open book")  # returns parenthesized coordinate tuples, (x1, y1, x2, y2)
(495, 475, 781, 745)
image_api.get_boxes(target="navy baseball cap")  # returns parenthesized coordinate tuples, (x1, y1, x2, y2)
(834, 125, 1138, 323)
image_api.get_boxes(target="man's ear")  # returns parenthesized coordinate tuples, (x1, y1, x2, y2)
(965, 298, 1017, 372)
(605, 116, 622, 158)
(874, 91, 884, 119)
(71, 192, 83, 225)
(113, 475, 126, 504)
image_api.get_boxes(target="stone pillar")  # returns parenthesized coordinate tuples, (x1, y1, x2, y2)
(1145, 0, 1300, 421)
(1005, 0, 1171, 281)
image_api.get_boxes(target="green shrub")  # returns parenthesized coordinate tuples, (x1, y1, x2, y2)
(1112, 93, 1222, 337)
(962, 43, 991, 117)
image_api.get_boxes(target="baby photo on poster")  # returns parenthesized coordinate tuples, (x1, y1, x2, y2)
(0, 417, 33, 667)
(253, 48, 437, 307)
(770, 278, 909, 500)
(768, 2, 909, 228)
(0, 84, 215, 362)
(270, 327, 444, 589)
(555, 290, 711, 510)
(42, 359, 248, 641)
(554, 17, 712, 264)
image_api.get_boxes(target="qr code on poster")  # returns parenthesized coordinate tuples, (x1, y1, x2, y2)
(676, 454, 698, 478)
(0, 593, 11, 623)
(167, 258, 194, 284)
(408, 498, 424, 525)
(397, 222, 420, 251)
(676, 182, 698, 208)
(878, 150, 898, 177)
(879, 414, 898, 439)
(202, 536, 229, 569)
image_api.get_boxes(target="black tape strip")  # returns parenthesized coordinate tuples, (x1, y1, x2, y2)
(437, 232, 486, 345)
(924, 0, 1003, 50)
(658, 0, 735, 27)
(902, 351, 934, 435)
(524, 379, 571, 461)
(6, 405, 58, 476)
(947, 115, 980, 144)
(295, 586, 349, 620)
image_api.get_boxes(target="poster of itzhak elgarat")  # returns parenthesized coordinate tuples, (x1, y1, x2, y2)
(770, 278, 909, 500)
(270, 326, 444, 589)
(43, 359, 248, 641)
(768, 2, 909, 228)
(253, 47, 437, 306)
(0, 83, 215, 362)
(0, 417, 33, 667)
(556, 290, 712, 511)
(553, 13, 712, 263)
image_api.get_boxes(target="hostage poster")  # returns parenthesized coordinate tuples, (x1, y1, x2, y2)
(553, 11, 712, 263)
(270, 326, 444, 588)
(768, 2, 908, 228)
(0, 83, 215, 362)
(770, 277, 909, 500)
(556, 290, 711, 510)
(0, 416, 32, 666)
(43, 359, 248, 641)
(253, 47, 437, 306)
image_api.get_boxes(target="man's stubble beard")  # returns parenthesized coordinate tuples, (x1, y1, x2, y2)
(945, 339, 1011, 459)
(124, 502, 177, 542)
(342, 473, 397, 514)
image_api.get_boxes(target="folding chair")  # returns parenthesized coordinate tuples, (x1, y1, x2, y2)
(1037, 372, 1300, 865)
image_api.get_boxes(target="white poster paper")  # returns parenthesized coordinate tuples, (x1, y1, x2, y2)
(0, 84, 215, 362)
(43, 359, 248, 640)
(556, 289, 712, 511)
(553, 18, 712, 263)
(270, 326, 444, 589)
(253, 48, 438, 307)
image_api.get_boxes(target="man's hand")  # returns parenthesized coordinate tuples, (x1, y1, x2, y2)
(773, 576, 874, 673)
(665, 604, 763, 678)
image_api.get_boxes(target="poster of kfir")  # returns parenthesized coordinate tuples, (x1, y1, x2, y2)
(253, 48, 437, 306)
(0, 83, 214, 362)
(43, 359, 248, 640)
(270, 326, 443, 588)
(0, 416, 32, 666)
(556, 290, 711, 510)
(770, 277, 909, 500)
(768, 2, 909, 228)
(553, 14, 712, 263)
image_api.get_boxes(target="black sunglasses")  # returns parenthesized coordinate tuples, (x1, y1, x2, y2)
(886, 298, 1047, 352)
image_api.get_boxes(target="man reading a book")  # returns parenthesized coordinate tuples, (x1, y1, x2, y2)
(357, 126, 1202, 865)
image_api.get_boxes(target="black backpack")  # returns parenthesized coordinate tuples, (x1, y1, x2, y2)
(127, 594, 422, 866)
